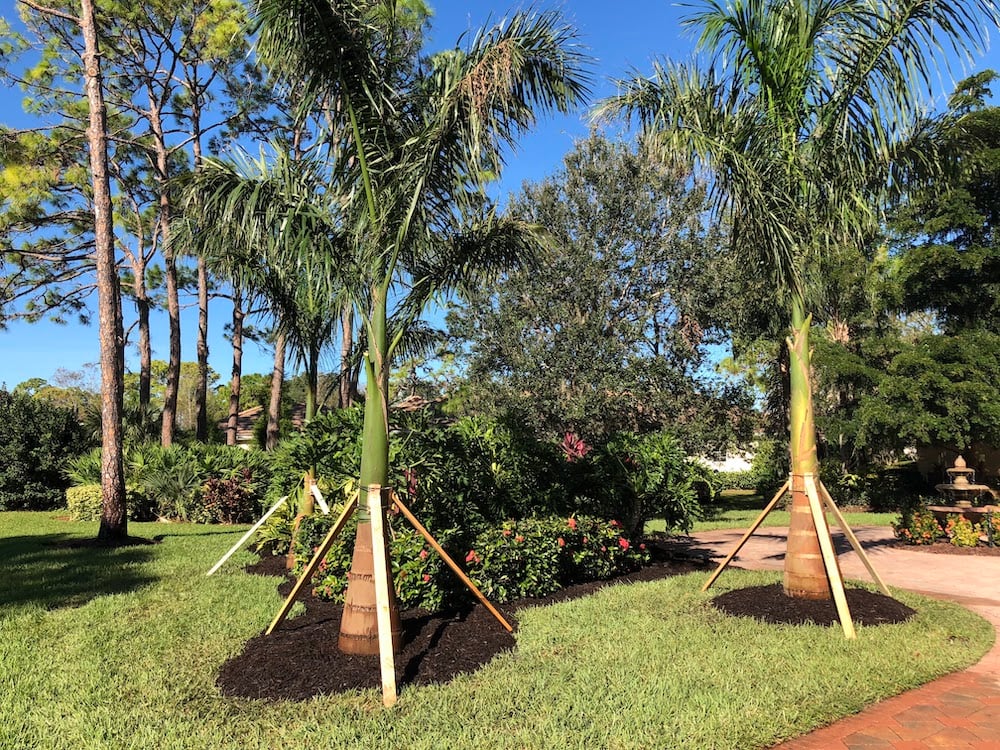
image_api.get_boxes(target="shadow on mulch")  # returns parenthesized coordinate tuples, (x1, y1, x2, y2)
(216, 540, 911, 701)
(888, 540, 1000, 556)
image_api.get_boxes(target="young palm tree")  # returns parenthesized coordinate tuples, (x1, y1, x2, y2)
(599, 0, 997, 600)
(254, 0, 590, 653)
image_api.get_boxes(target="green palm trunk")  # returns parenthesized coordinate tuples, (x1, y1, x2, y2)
(339, 286, 402, 654)
(784, 295, 830, 599)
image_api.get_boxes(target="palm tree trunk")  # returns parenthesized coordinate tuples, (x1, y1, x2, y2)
(783, 295, 831, 600)
(339, 290, 401, 655)
(81, 0, 127, 543)
(266, 329, 285, 450)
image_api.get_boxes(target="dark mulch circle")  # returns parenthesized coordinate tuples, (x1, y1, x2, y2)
(712, 583, 916, 626)
(217, 541, 914, 701)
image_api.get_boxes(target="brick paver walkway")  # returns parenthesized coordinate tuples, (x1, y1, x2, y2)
(688, 527, 1000, 749)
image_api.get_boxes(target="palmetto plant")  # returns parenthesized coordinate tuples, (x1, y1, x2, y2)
(599, 0, 998, 600)
(253, 0, 589, 653)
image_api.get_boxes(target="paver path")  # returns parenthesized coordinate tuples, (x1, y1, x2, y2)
(688, 527, 1000, 749)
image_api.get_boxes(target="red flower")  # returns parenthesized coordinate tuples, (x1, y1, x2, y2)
(639, 543, 646, 551)
(601, 546, 607, 552)
(515, 535, 525, 543)
(618, 538, 630, 550)
(465, 550, 480, 564)
(419, 549, 428, 560)
(558, 537, 566, 547)
(422, 574, 431, 583)
(567, 517, 578, 530)
(609, 520, 621, 528)
(583, 536, 588, 544)
(502, 528, 512, 537)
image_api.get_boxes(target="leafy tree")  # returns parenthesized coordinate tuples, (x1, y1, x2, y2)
(892, 71, 1000, 333)
(855, 330, 1000, 453)
(450, 133, 750, 452)
(255, 0, 589, 655)
(600, 0, 998, 601)
(0, 388, 90, 510)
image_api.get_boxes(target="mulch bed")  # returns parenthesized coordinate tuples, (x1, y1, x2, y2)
(889, 540, 1000, 556)
(217, 541, 915, 701)
(712, 583, 915, 626)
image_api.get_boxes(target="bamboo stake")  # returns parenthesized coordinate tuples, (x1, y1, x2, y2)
(207, 495, 288, 576)
(702, 479, 790, 592)
(817, 481, 891, 597)
(266, 497, 357, 635)
(392, 493, 514, 633)
(367, 485, 398, 708)
(804, 474, 856, 639)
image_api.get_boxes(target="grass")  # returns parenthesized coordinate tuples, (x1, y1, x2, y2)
(1, 510, 992, 750)
(646, 489, 898, 534)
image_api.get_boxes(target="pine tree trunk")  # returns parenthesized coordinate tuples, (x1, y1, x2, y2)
(150, 103, 180, 446)
(339, 289, 401, 655)
(81, 0, 127, 544)
(266, 330, 285, 451)
(783, 295, 831, 600)
(136, 286, 151, 411)
(195, 257, 210, 441)
(339, 303, 354, 408)
(226, 295, 245, 447)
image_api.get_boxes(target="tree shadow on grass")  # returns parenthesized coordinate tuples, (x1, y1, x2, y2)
(0, 533, 157, 613)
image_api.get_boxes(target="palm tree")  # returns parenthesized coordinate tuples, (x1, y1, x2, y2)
(599, 0, 997, 600)
(254, 0, 590, 654)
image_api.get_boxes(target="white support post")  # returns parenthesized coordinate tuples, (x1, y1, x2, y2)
(206, 495, 288, 576)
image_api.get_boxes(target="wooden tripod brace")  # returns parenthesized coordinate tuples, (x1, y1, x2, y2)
(701, 474, 891, 639)
(265, 484, 513, 706)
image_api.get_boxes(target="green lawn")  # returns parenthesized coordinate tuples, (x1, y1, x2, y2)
(648, 489, 898, 534)
(1, 511, 991, 750)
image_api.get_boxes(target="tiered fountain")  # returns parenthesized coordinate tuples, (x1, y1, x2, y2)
(929, 455, 998, 523)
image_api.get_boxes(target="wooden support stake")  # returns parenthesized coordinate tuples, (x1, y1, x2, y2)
(391, 493, 514, 633)
(804, 474, 856, 639)
(367, 484, 398, 708)
(266, 497, 357, 635)
(207, 495, 288, 576)
(817, 481, 891, 597)
(702, 479, 790, 592)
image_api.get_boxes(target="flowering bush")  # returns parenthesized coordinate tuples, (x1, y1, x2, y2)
(466, 515, 649, 603)
(944, 514, 982, 548)
(293, 512, 455, 611)
(891, 507, 945, 545)
(294, 512, 650, 611)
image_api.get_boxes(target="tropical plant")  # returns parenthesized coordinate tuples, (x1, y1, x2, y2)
(599, 0, 998, 600)
(253, 0, 589, 653)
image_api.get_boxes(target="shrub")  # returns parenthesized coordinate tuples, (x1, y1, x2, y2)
(466, 516, 649, 603)
(585, 430, 703, 535)
(65, 484, 155, 522)
(68, 443, 270, 523)
(712, 470, 756, 491)
(944, 514, 981, 548)
(891, 505, 945, 545)
(201, 469, 260, 524)
(0, 388, 91, 510)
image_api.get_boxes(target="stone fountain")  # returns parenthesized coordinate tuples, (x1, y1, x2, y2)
(929, 455, 998, 524)
(934, 455, 993, 507)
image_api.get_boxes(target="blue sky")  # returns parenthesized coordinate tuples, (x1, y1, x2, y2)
(1, 1, 998, 391)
